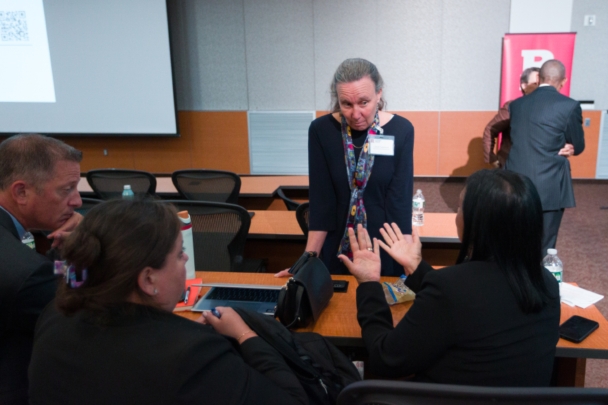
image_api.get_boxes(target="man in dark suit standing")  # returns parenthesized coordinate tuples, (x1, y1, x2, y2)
(0, 134, 83, 405)
(506, 60, 585, 255)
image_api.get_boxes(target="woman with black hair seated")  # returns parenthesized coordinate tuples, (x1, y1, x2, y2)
(340, 169, 560, 386)
(28, 200, 307, 405)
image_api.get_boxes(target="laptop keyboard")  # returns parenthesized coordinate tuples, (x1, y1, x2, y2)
(207, 287, 280, 303)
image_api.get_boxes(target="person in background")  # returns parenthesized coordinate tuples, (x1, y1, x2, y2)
(0, 134, 83, 405)
(278, 58, 414, 277)
(340, 169, 560, 386)
(506, 59, 585, 254)
(483, 67, 540, 168)
(28, 200, 307, 405)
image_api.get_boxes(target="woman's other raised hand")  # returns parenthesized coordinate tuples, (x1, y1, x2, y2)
(378, 222, 421, 276)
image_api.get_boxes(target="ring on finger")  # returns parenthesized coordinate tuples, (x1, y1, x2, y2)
(367, 248, 373, 251)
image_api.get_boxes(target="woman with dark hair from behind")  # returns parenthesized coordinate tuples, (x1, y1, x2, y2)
(28, 200, 307, 405)
(340, 169, 560, 386)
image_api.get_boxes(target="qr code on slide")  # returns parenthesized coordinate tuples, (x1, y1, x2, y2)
(0, 11, 29, 42)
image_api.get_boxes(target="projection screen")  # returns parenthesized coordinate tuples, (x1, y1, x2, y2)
(0, 0, 178, 136)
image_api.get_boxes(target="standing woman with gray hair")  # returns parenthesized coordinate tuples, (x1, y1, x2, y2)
(280, 58, 414, 276)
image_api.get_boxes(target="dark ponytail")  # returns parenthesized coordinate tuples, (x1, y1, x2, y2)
(56, 200, 180, 316)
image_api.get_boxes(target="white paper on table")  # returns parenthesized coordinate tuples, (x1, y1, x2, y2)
(0, 0, 55, 102)
(559, 283, 604, 309)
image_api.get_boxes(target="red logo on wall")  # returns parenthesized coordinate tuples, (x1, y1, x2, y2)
(500, 33, 576, 107)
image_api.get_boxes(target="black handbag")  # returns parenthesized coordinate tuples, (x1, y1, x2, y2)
(275, 252, 334, 329)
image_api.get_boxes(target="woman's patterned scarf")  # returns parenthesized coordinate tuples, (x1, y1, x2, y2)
(337, 111, 382, 259)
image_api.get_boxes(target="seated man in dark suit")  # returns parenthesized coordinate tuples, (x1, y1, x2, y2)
(0, 134, 83, 405)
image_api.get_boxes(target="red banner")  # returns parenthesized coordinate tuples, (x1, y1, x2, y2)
(500, 33, 576, 107)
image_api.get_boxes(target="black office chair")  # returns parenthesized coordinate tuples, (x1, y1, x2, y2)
(162, 200, 264, 272)
(296, 202, 309, 236)
(337, 380, 608, 405)
(172, 170, 241, 204)
(276, 187, 301, 211)
(76, 197, 104, 216)
(86, 169, 157, 200)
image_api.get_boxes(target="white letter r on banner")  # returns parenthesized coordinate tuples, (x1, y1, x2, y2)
(521, 49, 555, 69)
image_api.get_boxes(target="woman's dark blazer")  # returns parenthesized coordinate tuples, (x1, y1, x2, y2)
(29, 302, 307, 405)
(308, 114, 414, 276)
(356, 260, 561, 386)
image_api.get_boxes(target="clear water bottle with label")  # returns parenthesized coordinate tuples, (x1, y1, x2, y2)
(22, 231, 35, 249)
(178, 210, 196, 280)
(412, 189, 425, 226)
(122, 184, 135, 200)
(542, 248, 563, 283)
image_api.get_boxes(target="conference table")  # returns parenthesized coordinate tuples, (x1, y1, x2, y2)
(249, 210, 459, 244)
(77, 173, 460, 268)
(247, 210, 460, 271)
(177, 272, 608, 388)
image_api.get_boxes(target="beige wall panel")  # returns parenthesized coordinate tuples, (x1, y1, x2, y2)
(58, 137, 136, 172)
(395, 112, 440, 176)
(3, 110, 601, 178)
(570, 110, 601, 179)
(438, 111, 495, 176)
(131, 117, 193, 173)
(188, 111, 251, 174)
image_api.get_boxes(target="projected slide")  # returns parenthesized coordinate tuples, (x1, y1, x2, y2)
(0, 0, 55, 102)
(0, 0, 177, 136)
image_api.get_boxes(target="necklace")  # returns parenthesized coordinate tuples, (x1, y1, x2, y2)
(352, 131, 367, 149)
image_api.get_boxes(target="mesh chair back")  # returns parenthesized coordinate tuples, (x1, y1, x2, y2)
(163, 200, 250, 272)
(276, 187, 300, 211)
(296, 202, 309, 236)
(76, 197, 104, 216)
(337, 380, 608, 405)
(86, 169, 156, 200)
(172, 170, 241, 204)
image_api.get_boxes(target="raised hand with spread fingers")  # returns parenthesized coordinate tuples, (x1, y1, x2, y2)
(338, 224, 381, 284)
(377, 222, 422, 276)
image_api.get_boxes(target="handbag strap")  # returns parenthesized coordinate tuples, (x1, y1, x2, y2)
(289, 251, 317, 275)
(284, 285, 306, 329)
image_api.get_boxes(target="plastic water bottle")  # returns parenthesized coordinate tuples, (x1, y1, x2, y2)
(178, 210, 196, 280)
(21, 231, 35, 249)
(412, 189, 425, 226)
(122, 185, 134, 200)
(542, 248, 563, 283)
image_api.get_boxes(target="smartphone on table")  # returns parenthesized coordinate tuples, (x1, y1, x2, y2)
(559, 315, 599, 343)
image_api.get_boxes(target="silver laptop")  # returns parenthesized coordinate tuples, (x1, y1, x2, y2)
(192, 283, 282, 315)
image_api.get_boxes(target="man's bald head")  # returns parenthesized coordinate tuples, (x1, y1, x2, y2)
(539, 60, 567, 88)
